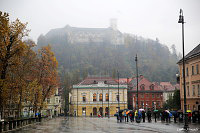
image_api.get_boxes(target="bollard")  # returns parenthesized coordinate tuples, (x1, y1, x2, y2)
(3, 121, 8, 131)
(13, 120, 16, 129)
(20, 120, 23, 127)
(0, 122, 2, 133)
(17, 120, 20, 128)
(9, 121, 13, 130)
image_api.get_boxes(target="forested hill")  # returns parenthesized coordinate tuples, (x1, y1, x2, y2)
(37, 26, 180, 83)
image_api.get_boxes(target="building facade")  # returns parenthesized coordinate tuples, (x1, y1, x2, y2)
(178, 44, 200, 111)
(160, 82, 179, 102)
(70, 77, 127, 117)
(42, 88, 62, 117)
(128, 75, 163, 110)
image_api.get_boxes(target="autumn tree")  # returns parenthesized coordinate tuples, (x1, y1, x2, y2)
(0, 11, 29, 117)
(36, 45, 59, 112)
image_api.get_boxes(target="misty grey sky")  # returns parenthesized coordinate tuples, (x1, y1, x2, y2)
(0, 0, 200, 54)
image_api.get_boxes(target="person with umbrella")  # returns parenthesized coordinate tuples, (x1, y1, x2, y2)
(171, 111, 178, 123)
(154, 110, 158, 122)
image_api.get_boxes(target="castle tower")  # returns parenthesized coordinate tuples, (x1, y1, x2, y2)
(110, 18, 117, 31)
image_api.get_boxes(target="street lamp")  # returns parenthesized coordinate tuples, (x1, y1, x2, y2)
(135, 54, 139, 112)
(108, 82, 110, 118)
(178, 9, 189, 130)
(135, 54, 140, 123)
(117, 71, 120, 112)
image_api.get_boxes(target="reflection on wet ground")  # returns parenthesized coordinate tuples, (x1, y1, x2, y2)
(13, 117, 200, 133)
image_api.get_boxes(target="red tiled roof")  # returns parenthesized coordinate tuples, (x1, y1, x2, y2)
(117, 78, 133, 84)
(160, 82, 175, 91)
(129, 76, 162, 91)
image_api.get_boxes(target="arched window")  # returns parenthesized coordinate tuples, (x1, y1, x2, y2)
(99, 93, 103, 101)
(93, 93, 96, 101)
(106, 93, 109, 101)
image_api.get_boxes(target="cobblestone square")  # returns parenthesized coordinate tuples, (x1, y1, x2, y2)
(13, 117, 200, 133)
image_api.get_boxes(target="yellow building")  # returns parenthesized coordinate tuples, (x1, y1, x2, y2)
(70, 77, 127, 117)
(178, 44, 200, 111)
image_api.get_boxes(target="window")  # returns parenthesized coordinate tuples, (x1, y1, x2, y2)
(140, 85, 145, 90)
(193, 85, 195, 96)
(47, 98, 50, 104)
(157, 94, 160, 98)
(198, 85, 200, 96)
(56, 98, 59, 103)
(197, 64, 199, 74)
(187, 86, 190, 96)
(106, 93, 109, 101)
(93, 93, 97, 102)
(116, 95, 119, 102)
(157, 102, 160, 107)
(83, 95, 86, 102)
(146, 94, 149, 97)
(152, 101, 155, 107)
(141, 101, 144, 107)
(192, 66, 194, 75)
(186, 67, 189, 76)
(141, 94, 144, 98)
(152, 94, 154, 98)
(150, 85, 154, 90)
(99, 93, 103, 101)
(93, 93, 97, 101)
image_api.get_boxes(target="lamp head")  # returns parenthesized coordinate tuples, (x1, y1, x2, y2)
(178, 9, 184, 23)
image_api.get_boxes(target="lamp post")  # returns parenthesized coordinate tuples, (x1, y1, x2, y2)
(108, 82, 110, 118)
(178, 9, 189, 130)
(135, 54, 139, 112)
(117, 71, 120, 113)
(101, 80, 104, 117)
(77, 87, 78, 117)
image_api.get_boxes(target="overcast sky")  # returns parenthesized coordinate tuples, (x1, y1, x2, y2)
(1, 0, 200, 54)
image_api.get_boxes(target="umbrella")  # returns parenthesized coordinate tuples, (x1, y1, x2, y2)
(114, 113, 118, 116)
(139, 109, 145, 112)
(187, 110, 192, 113)
(119, 110, 124, 113)
(126, 110, 130, 114)
(154, 110, 158, 112)
(124, 109, 129, 111)
(170, 111, 177, 115)
(165, 110, 170, 113)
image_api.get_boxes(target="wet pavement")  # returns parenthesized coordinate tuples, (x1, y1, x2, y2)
(13, 117, 200, 133)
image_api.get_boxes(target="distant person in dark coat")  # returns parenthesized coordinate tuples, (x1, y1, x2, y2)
(173, 112, 177, 123)
(142, 111, 145, 122)
(147, 109, 151, 122)
(130, 111, 135, 122)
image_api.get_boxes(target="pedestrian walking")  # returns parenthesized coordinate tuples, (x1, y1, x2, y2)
(188, 112, 192, 122)
(147, 109, 151, 122)
(130, 111, 135, 122)
(173, 112, 177, 123)
(142, 111, 145, 122)
(154, 112, 157, 122)
(119, 111, 123, 123)
(124, 111, 127, 122)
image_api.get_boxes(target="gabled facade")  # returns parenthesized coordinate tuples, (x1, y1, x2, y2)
(178, 44, 200, 111)
(70, 77, 127, 117)
(128, 75, 163, 110)
(160, 82, 177, 102)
